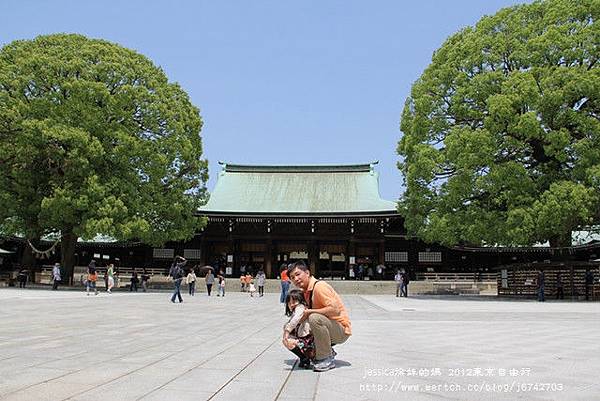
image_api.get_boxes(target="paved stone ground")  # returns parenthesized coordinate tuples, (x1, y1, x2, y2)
(0, 288, 598, 401)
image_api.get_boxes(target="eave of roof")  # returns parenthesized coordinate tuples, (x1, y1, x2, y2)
(199, 161, 398, 215)
(221, 161, 377, 173)
(196, 210, 400, 218)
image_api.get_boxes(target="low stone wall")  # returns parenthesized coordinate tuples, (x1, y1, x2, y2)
(318, 280, 497, 296)
(93, 278, 498, 296)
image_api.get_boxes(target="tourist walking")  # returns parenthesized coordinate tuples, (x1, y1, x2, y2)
(280, 264, 290, 303)
(141, 269, 150, 292)
(537, 270, 545, 302)
(106, 264, 115, 293)
(376, 264, 385, 280)
(249, 279, 257, 297)
(52, 263, 61, 290)
(357, 264, 364, 280)
(556, 272, 564, 300)
(287, 260, 351, 372)
(244, 273, 252, 292)
(217, 275, 226, 297)
(366, 265, 374, 280)
(400, 271, 409, 297)
(130, 270, 139, 292)
(205, 269, 215, 296)
(18, 269, 28, 288)
(169, 256, 186, 303)
(186, 268, 197, 296)
(585, 269, 594, 301)
(394, 270, 403, 297)
(256, 269, 266, 296)
(86, 264, 99, 296)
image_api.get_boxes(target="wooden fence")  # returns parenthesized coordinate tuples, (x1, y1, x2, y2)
(497, 263, 600, 300)
(416, 272, 497, 282)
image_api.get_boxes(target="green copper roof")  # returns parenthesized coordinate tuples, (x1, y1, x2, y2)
(199, 162, 398, 215)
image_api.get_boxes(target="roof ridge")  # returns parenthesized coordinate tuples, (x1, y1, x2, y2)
(219, 161, 379, 173)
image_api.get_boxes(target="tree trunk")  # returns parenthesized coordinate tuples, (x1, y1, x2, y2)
(61, 231, 77, 285)
(21, 238, 38, 269)
(549, 233, 570, 248)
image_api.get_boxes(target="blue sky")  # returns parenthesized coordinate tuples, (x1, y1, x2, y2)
(2, 0, 528, 201)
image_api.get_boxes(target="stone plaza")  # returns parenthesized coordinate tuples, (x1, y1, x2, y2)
(0, 288, 598, 401)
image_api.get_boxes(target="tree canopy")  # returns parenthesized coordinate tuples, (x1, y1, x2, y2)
(0, 34, 207, 276)
(398, 0, 600, 248)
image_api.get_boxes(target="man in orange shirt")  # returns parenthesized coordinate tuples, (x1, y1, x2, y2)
(288, 260, 351, 372)
(279, 264, 290, 303)
(240, 275, 246, 292)
(244, 273, 252, 289)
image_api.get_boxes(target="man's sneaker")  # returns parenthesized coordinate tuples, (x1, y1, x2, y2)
(313, 356, 335, 372)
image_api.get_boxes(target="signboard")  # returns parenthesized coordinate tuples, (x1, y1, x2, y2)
(226, 267, 232, 275)
(290, 251, 308, 259)
(331, 254, 346, 262)
(349, 256, 356, 265)
(227, 254, 233, 263)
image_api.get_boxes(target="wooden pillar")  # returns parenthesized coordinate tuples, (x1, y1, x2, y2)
(271, 241, 278, 279)
(308, 241, 317, 274)
(265, 238, 272, 278)
(199, 235, 207, 266)
(378, 241, 385, 266)
(347, 240, 356, 273)
(200, 240, 212, 266)
(233, 239, 240, 276)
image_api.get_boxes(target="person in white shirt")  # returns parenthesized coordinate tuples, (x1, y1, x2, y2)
(52, 263, 61, 290)
(217, 274, 226, 297)
(186, 268, 197, 296)
(394, 270, 404, 298)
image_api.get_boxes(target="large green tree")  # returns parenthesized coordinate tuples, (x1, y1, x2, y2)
(398, 0, 600, 248)
(0, 34, 207, 280)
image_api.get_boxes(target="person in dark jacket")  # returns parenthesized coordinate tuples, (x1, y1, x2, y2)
(585, 269, 594, 301)
(537, 270, 545, 302)
(17, 269, 28, 288)
(141, 268, 150, 292)
(130, 270, 139, 292)
(169, 256, 186, 303)
(400, 271, 409, 297)
(556, 272, 564, 300)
